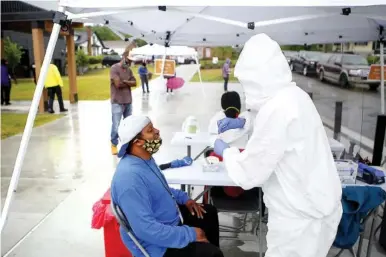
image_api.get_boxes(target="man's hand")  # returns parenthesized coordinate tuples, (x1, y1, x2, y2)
(123, 78, 137, 87)
(185, 200, 206, 219)
(194, 227, 209, 243)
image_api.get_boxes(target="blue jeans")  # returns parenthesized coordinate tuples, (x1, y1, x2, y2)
(111, 103, 132, 146)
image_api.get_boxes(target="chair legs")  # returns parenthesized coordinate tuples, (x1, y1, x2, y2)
(334, 248, 357, 257)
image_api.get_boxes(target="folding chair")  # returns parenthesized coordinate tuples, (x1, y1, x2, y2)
(333, 208, 378, 257)
(209, 187, 262, 237)
(111, 203, 150, 257)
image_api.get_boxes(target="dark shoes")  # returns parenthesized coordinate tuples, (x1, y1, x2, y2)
(48, 108, 67, 114)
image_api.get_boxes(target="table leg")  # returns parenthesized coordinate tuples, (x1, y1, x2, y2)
(181, 146, 192, 192)
(259, 187, 263, 257)
(366, 207, 379, 257)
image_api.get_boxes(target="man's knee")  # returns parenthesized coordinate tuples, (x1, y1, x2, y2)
(202, 204, 217, 214)
(203, 243, 223, 257)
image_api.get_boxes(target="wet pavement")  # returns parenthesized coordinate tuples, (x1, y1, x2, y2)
(1, 65, 386, 257)
(293, 72, 386, 142)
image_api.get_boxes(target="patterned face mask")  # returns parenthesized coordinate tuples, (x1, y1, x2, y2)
(142, 138, 163, 154)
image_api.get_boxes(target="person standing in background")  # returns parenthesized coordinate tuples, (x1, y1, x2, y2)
(45, 62, 68, 113)
(138, 62, 149, 94)
(110, 54, 137, 155)
(1, 59, 12, 105)
(222, 59, 231, 92)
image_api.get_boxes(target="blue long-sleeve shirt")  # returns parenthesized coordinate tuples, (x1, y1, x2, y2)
(138, 66, 148, 76)
(111, 155, 196, 257)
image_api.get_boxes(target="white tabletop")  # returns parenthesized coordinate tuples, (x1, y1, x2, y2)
(171, 132, 213, 146)
(172, 131, 346, 152)
(163, 161, 386, 192)
(163, 161, 237, 187)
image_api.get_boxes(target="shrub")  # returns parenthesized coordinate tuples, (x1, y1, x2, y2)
(367, 56, 380, 65)
(88, 55, 103, 64)
(76, 50, 89, 67)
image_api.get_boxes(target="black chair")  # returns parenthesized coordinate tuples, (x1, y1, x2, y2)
(209, 187, 262, 237)
(111, 203, 150, 257)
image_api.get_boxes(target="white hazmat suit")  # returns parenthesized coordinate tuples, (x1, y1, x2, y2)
(222, 34, 343, 257)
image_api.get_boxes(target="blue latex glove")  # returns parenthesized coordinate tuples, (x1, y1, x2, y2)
(170, 156, 193, 168)
(214, 139, 230, 157)
(217, 117, 246, 134)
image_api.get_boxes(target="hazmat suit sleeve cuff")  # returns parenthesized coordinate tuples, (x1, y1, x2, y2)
(223, 147, 240, 160)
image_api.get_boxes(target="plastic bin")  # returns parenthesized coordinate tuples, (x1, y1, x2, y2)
(92, 189, 133, 257)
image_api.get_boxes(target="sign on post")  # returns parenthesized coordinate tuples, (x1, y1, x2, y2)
(155, 59, 176, 76)
(368, 65, 386, 80)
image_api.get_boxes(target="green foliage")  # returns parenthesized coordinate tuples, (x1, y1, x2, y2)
(134, 38, 147, 47)
(367, 56, 380, 65)
(199, 59, 237, 70)
(91, 25, 121, 41)
(211, 47, 235, 59)
(76, 50, 89, 67)
(3, 37, 23, 71)
(88, 55, 103, 65)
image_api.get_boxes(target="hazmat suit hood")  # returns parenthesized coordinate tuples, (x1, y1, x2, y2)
(234, 33, 295, 111)
(225, 58, 231, 64)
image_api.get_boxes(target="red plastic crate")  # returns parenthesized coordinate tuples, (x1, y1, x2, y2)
(102, 189, 133, 257)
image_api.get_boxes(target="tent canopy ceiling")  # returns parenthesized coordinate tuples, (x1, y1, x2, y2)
(26, 1, 386, 46)
(130, 43, 197, 56)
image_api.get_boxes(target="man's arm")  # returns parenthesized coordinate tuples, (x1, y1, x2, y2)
(110, 67, 123, 89)
(169, 188, 190, 205)
(122, 77, 137, 87)
(122, 69, 137, 87)
(119, 180, 196, 248)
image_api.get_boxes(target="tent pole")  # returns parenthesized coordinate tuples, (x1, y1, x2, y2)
(380, 40, 385, 114)
(194, 54, 206, 98)
(0, 6, 66, 233)
(161, 47, 167, 88)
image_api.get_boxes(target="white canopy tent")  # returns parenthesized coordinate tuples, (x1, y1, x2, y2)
(1, 1, 386, 233)
(130, 43, 202, 86)
(131, 44, 197, 56)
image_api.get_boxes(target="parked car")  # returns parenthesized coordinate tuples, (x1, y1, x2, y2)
(318, 53, 380, 90)
(315, 53, 333, 74)
(102, 55, 122, 67)
(282, 51, 298, 64)
(289, 51, 322, 76)
(177, 56, 197, 65)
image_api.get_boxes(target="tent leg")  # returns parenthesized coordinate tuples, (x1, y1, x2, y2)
(0, 6, 66, 233)
(194, 55, 206, 98)
(161, 48, 167, 89)
(380, 40, 384, 115)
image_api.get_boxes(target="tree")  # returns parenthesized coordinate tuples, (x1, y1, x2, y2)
(76, 50, 89, 74)
(91, 25, 121, 41)
(4, 37, 23, 75)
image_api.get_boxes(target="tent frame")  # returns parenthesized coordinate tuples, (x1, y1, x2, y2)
(1, 8, 385, 253)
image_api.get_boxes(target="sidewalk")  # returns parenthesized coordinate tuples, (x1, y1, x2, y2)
(1, 65, 385, 257)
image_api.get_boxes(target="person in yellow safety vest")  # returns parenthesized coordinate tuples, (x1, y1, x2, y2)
(45, 63, 67, 113)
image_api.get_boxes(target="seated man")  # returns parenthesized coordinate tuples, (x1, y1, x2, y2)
(111, 115, 224, 257)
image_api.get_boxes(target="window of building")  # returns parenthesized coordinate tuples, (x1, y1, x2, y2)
(354, 42, 369, 46)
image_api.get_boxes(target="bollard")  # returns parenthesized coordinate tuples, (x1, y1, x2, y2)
(307, 92, 313, 99)
(334, 101, 343, 141)
(372, 115, 386, 166)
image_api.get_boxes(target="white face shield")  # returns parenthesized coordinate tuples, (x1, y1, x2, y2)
(234, 34, 293, 112)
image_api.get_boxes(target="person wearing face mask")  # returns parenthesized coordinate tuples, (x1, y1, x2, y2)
(213, 34, 342, 257)
(111, 115, 223, 257)
(110, 54, 137, 155)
